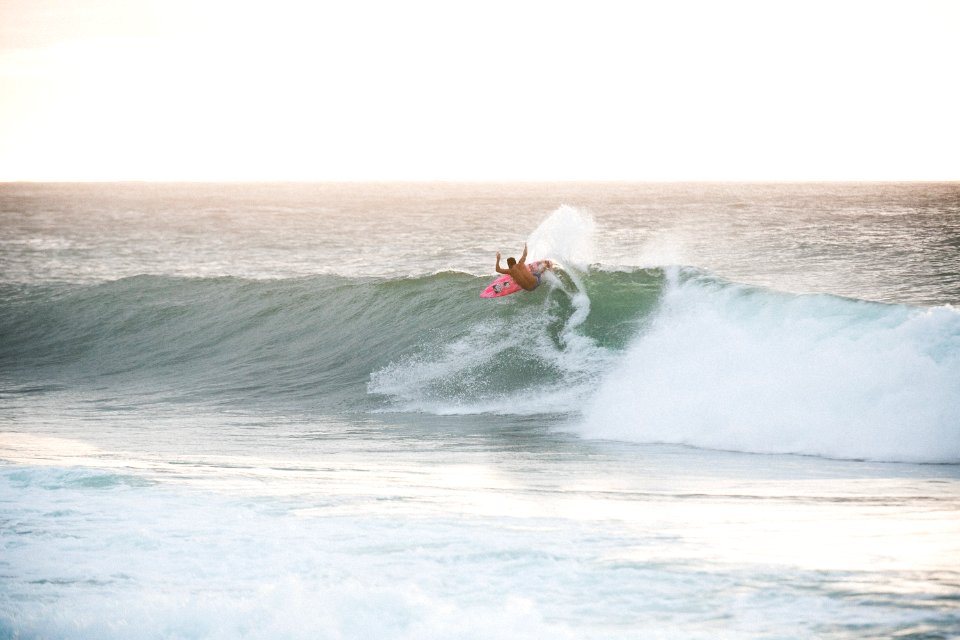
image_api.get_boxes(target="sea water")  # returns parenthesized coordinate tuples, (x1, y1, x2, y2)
(1, 182, 958, 638)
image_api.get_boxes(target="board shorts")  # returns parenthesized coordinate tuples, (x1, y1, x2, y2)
(528, 260, 550, 289)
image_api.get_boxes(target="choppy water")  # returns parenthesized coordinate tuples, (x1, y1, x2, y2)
(1, 182, 959, 638)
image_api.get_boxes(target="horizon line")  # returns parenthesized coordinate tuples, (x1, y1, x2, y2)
(2, 178, 958, 185)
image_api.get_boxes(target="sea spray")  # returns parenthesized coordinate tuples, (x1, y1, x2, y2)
(577, 268, 960, 463)
(527, 205, 596, 272)
(528, 205, 596, 341)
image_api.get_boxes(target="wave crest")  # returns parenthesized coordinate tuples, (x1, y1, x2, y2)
(576, 270, 960, 463)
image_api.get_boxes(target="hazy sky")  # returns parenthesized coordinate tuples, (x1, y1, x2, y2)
(1, 0, 957, 181)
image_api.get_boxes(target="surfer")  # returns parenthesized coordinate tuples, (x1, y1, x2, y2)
(495, 244, 552, 291)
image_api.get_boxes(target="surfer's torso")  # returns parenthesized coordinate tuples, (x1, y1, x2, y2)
(494, 245, 552, 293)
(508, 263, 539, 291)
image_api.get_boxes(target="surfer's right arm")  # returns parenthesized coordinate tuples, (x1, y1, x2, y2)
(495, 252, 509, 274)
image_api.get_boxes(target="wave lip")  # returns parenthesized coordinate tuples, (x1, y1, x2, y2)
(577, 269, 960, 464)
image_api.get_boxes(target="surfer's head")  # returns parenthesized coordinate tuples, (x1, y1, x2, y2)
(507, 257, 516, 267)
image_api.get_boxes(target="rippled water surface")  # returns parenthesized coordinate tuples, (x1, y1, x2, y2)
(1, 182, 958, 639)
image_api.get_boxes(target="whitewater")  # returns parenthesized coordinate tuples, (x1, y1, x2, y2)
(1, 182, 959, 638)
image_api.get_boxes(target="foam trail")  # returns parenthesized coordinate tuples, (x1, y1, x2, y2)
(578, 269, 960, 463)
(368, 309, 613, 416)
(528, 205, 595, 338)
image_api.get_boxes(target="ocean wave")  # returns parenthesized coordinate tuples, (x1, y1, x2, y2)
(2, 267, 958, 462)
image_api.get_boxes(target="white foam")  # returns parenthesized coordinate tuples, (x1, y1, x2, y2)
(368, 306, 612, 416)
(578, 270, 960, 463)
(5, 427, 959, 639)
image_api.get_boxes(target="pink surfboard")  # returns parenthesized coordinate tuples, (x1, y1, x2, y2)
(480, 260, 552, 298)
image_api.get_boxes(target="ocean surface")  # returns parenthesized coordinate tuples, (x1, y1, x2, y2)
(1, 182, 959, 639)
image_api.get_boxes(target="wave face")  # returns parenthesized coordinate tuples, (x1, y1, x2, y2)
(2, 267, 958, 462)
(0, 269, 660, 413)
(0, 273, 489, 410)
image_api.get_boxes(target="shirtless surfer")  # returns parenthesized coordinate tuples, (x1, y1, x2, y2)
(495, 243, 553, 291)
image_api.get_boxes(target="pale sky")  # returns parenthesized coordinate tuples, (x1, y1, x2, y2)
(0, 0, 957, 181)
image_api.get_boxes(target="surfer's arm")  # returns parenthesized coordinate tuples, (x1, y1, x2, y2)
(518, 243, 528, 265)
(495, 252, 509, 274)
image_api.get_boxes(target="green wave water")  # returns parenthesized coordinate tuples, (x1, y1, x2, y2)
(0, 269, 661, 411)
(3, 267, 958, 461)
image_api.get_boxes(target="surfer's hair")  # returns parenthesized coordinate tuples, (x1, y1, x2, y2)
(507, 257, 516, 267)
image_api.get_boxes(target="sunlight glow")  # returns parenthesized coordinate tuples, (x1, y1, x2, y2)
(1, 0, 958, 181)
